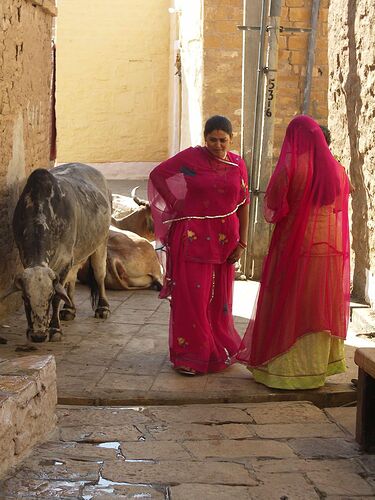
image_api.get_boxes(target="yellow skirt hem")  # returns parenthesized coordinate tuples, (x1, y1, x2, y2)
(250, 358, 346, 390)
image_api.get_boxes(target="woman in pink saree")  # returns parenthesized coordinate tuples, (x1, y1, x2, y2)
(237, 115, 350, 389)
(148, 116, 250, 375)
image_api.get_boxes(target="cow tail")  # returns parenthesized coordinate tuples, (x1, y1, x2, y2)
(86, 256, 100, 310)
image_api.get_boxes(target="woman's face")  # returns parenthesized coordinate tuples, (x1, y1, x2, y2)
(205, 129, 232, 159)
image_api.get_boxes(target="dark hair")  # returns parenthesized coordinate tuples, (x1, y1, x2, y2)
(319, 125, 331, 146)
(204, 115, 233, 138)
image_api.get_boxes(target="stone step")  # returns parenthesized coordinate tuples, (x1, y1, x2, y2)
(0, 355, 57, 478)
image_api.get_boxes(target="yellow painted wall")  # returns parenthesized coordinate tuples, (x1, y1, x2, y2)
(56, 0, 170, 163)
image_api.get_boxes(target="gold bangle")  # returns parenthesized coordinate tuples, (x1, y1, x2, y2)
(238, 240, 247, 249)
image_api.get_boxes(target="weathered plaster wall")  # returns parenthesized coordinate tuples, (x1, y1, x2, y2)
(56, 0, 170, 163)
(328, 0, 375, 306)
(0, 0, 56, 317)
(177, 0, 204, 150)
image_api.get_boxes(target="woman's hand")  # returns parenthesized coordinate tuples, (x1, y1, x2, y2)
(227, 244, 245, 265)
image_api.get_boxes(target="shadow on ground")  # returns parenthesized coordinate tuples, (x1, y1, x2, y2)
(0, 279, 359, 408)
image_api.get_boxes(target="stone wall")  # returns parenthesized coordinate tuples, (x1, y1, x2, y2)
(56, 0, 170, 163)
(275, 0, 329, 152)
(0, 0, 56, 318)
(0, 355, 57, 478)
(328, 0, 375, 306)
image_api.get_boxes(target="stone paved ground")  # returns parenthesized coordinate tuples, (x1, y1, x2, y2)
(0, 175, 362, 406)
(0, 280, 367, 407)
(1, 174, 375, 497)
(1, 401, 375, 499)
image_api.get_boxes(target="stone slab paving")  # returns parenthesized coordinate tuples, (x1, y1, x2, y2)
(1, 401, 375, 499)
(0, 280, 372, 406)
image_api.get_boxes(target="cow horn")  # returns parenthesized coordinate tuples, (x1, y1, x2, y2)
(131, 186, 149, 207)
(54, 282, 72, 307)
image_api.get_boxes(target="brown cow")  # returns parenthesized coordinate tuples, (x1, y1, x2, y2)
(78, 228, 162, 290)
(111, 188, 154, 241)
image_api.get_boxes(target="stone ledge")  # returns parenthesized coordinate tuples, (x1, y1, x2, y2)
(25, 0, 57, 17)
(0, 355, 57, 478)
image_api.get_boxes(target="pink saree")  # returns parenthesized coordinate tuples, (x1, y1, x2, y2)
(148, 146, 249, 373)
(237, 115, 350, 386)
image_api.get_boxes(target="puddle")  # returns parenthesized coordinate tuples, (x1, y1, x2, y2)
(39, 459, 65, 466)
(97, 441, 121, 450)
(96, 474, 157, 497)
(95, 441, 155, 463)
(98, 477, 153, 488)
(111, 406, 146, 413)
(125, 459, 156, 463)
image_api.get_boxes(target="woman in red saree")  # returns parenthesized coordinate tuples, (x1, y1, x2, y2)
(148, 116, 250, 375)
(237, 115, 350, 389)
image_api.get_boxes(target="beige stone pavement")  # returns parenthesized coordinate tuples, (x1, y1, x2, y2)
(1, 175, 375, 498)
(1, 401, 375, 498)
(0, 280, 370, 407)
(1, 175, 362, 407)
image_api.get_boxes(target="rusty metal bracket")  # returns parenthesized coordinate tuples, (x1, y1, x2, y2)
(237, 25, 311, 33)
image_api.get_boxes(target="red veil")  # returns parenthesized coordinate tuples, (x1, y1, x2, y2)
(148, 146, 249, 248)
(238, 115, 350, 367)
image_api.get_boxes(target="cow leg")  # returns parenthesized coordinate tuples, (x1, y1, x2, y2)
(91, 242, 111, 319)
(49, 294, 63, 341)
(60, 277, 77, 321)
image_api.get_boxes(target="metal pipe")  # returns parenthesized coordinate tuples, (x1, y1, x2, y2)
(302, 0, 320, 114)
(250, 0, 270, 187)
(240, 0, 263, 168)
(246, 0, 281, 279)
(244, 0, 270, 278)
(240, 0, 263, 276)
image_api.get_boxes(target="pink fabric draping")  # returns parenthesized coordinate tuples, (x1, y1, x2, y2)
(148, 146, 250, 373)
(237, 115, 350, 367)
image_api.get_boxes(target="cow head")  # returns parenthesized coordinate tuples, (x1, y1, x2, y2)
(4, 266, 71, 342)
(140, 205, 155, 241)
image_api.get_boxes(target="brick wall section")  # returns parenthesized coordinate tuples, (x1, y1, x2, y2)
(275, 0, 329, 152)
(328, 0, 375, 305)
(203, 0, 243, 151)
(202, 1, 328, 154)
(0, 0, 55, 318)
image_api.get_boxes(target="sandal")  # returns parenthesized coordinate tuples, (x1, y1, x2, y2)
(175, 366, 197, 376)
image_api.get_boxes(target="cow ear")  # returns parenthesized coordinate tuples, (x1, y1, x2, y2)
(54, 282, 72, 307)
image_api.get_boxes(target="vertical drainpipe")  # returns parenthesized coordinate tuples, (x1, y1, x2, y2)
(302, 0, 320, 114)
(241, 0, 270, 278)
(247, 0, 282, 279)
(168, 1, 182, 156)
